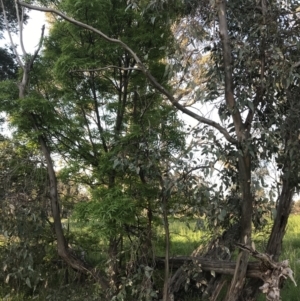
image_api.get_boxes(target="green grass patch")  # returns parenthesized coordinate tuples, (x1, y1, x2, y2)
(154, 218, 205, 256)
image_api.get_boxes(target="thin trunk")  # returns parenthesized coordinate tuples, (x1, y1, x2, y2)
(162, 194, 170, 301)
(115, 62, 128, 136)
(146, 201, 153, 258)
(35, 125, 109, 291)
(105, 58, 131, 290)
(266, 178, 294, 260)
(14, 31, 109, 295)
(217, 1, 253, 299)
(225, 153, 252, 301)
(90, 72, 109, 153)
(38, 134, 68, 253)
(108, 236, 119, 291)
(80, 105, 98, 158)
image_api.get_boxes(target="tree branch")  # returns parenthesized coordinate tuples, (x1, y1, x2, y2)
(217, 1, 244, 141)
(244, 0, 266, 132)
(17, 1, 237, 145)
(14, 0, 27, 56)
(70, 65, 139, 73)
(1, 0, 24, 68)
(29, 24, 45, 68)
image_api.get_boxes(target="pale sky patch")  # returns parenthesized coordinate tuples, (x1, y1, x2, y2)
(2, 10, 48, 54)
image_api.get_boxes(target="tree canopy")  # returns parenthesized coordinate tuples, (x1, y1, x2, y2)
(0, 0, 299, 300)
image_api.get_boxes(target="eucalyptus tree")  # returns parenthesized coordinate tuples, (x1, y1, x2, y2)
(167, 1, 300, 299)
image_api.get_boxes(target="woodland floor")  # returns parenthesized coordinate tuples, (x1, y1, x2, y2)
(1, 215, 300, 301)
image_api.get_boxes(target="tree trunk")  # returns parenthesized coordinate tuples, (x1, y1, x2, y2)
(162, 194, 171, 301)
(240, 178, 294, 301)
(266, 178, 294, 260)
(224, 152, 253, 301)
(217, 0, 254, 297)
(37, 130, 109, 290)
(16, 51, 109, 295)
(38, 135, 67, 251)
(108, 235, 120, 292)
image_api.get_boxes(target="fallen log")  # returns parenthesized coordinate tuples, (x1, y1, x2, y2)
(156, 243, 297, 301)
(155, 256, 263, 279)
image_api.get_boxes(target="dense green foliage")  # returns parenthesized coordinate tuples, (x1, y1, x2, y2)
(0, 140, 50, 293)
(0, 0, 300, 300)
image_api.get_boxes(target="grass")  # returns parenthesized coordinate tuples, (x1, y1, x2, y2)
(1, 216, 299, 300)
(155, 218, 205, 256)
(157, 215, 300, 301)
(279, 215, 300, 300)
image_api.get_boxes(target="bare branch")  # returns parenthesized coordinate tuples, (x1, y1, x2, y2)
(70, 65, 140, 73)
(14, 0, 27, 55)
(28, 24, 45, 69)
(17, 1, 238, 145)
(236, 243, 297, 299)
(1, 0, 24, 69)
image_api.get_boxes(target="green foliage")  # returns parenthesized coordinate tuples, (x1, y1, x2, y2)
(0, 80, 19, 108)
(2, 0, 300, 299)
(0, 48, 18, 80)
(0, 139, 52, 294)
(73, 186, 136, 239)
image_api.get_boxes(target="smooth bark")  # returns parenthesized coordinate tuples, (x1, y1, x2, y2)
(217, 1, 253, 299)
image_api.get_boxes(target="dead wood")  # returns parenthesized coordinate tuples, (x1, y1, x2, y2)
(156, 256, 262, 279)
(236, 243, 297, 301)
(156, 242, 297, 301)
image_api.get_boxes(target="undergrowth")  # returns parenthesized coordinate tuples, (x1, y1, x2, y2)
(1, 215, 299, 300)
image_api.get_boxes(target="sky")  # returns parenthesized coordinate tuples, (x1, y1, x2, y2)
(2, 10, 47, 54)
